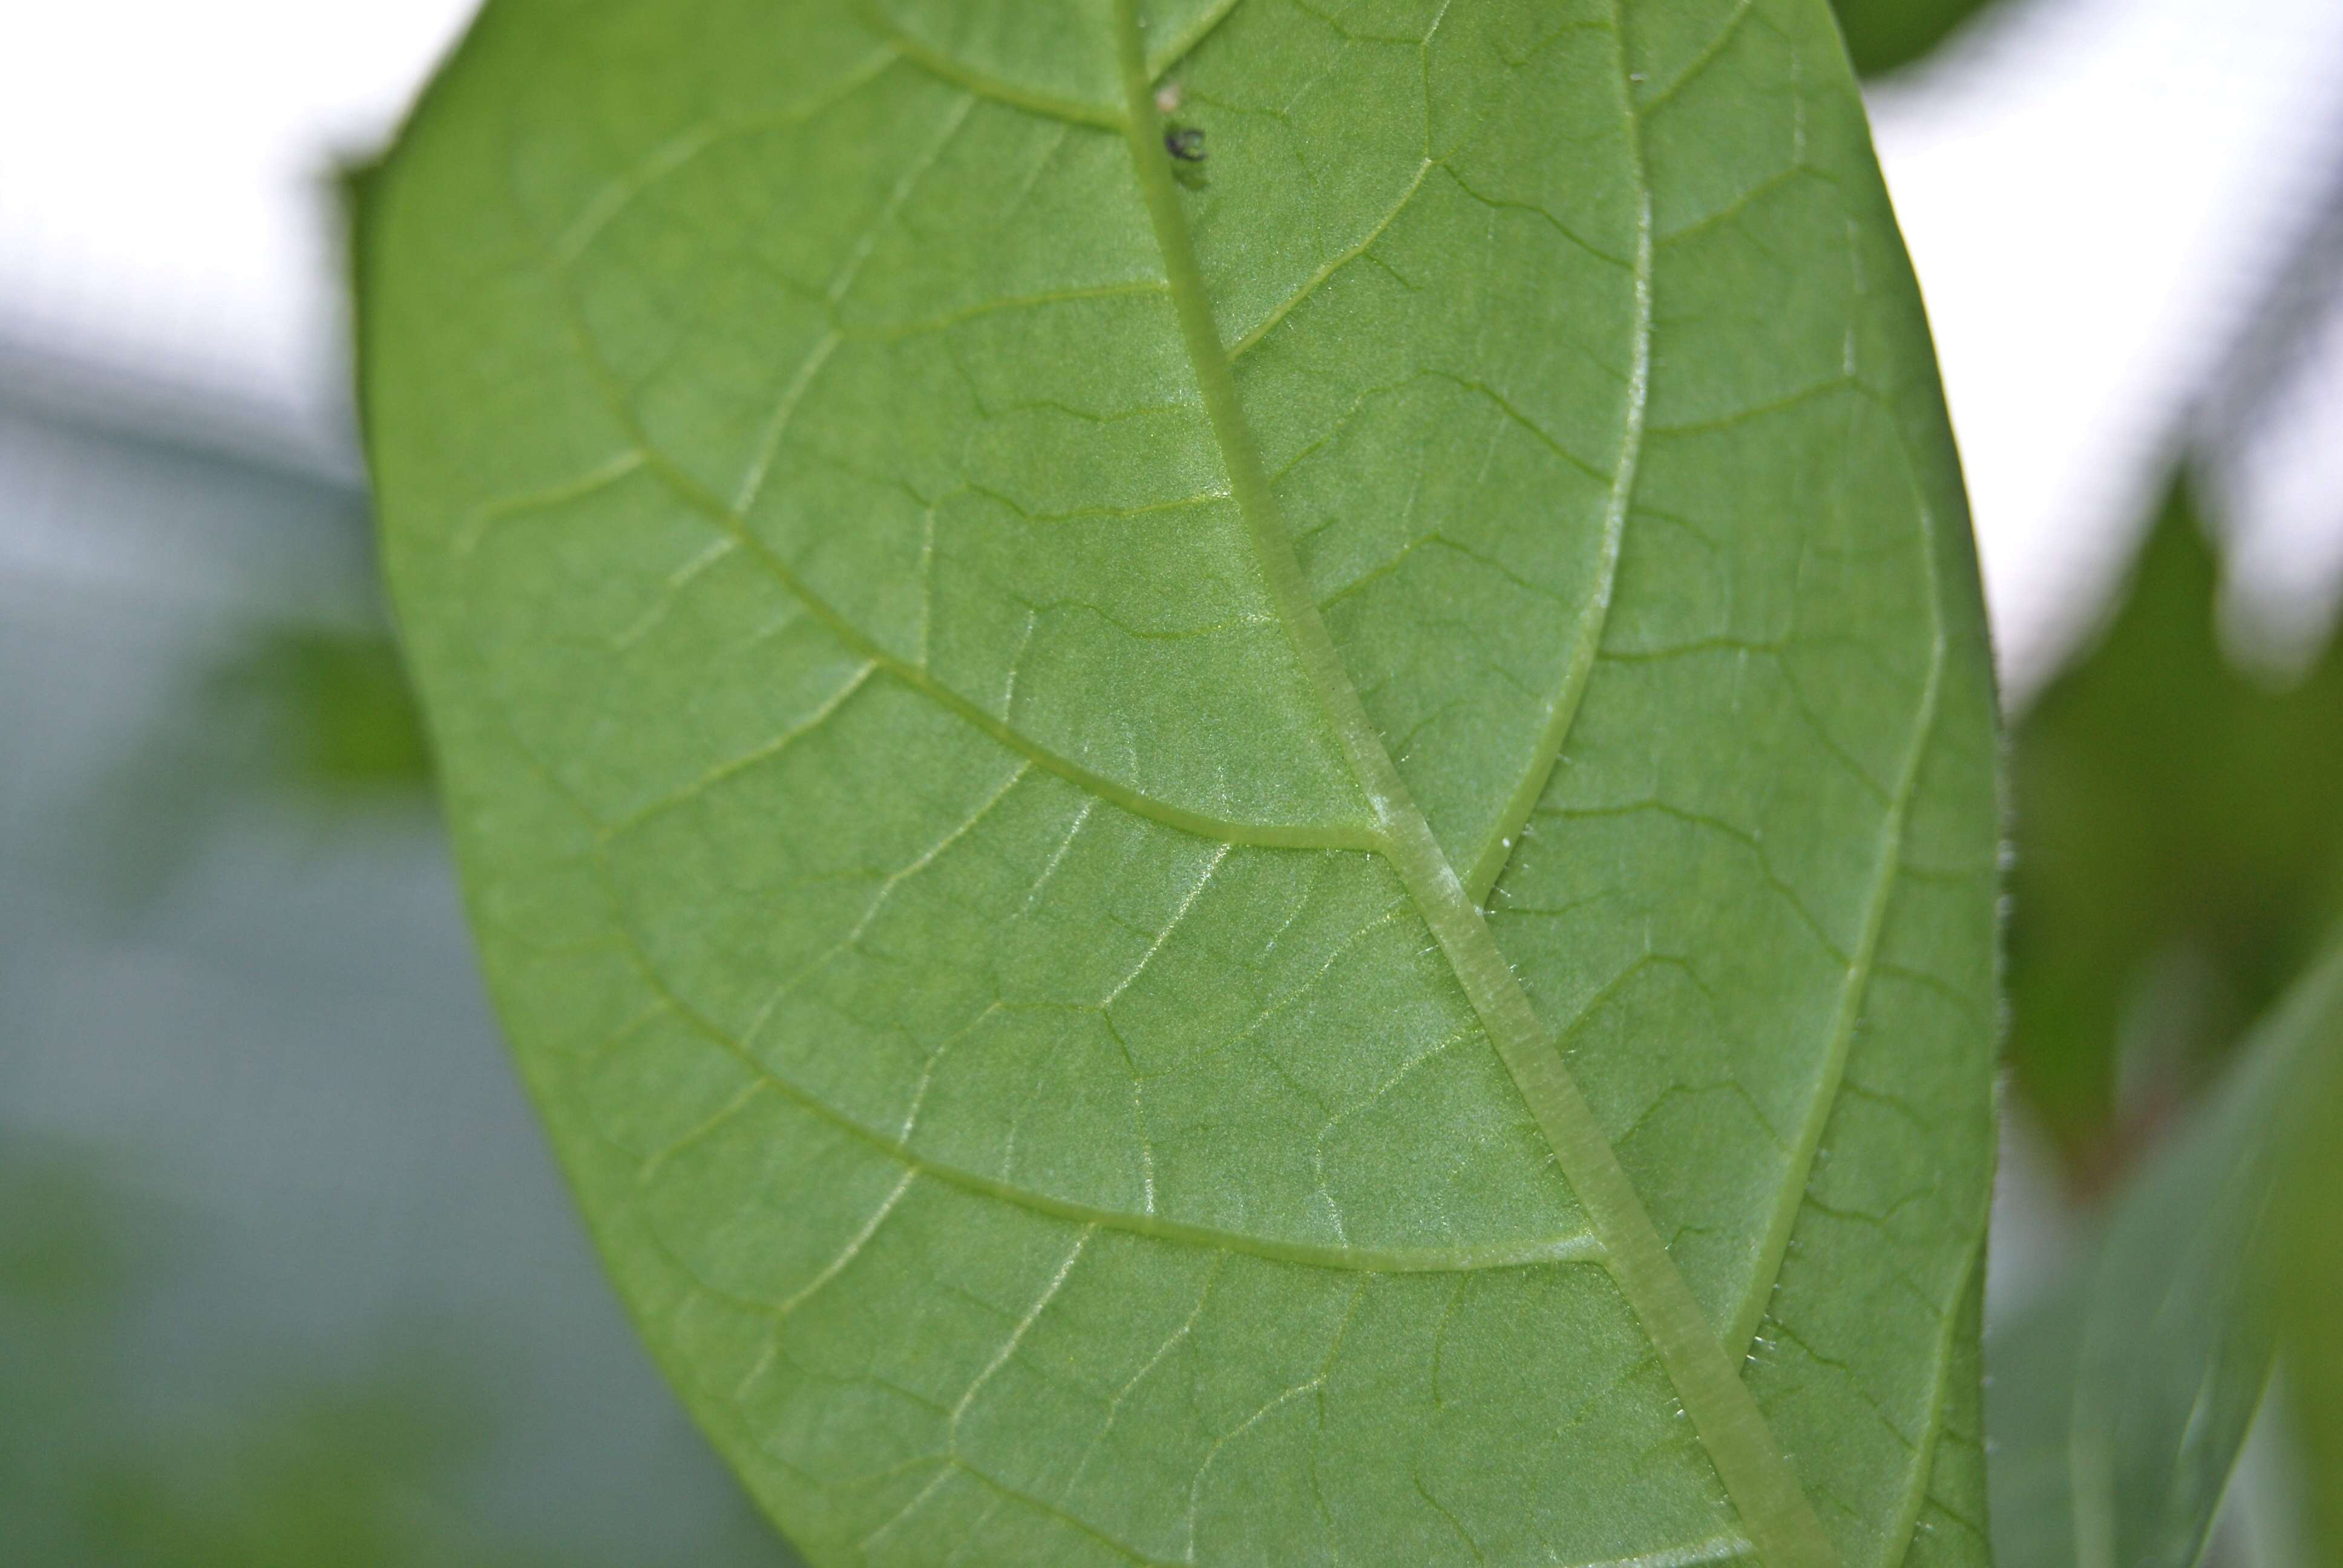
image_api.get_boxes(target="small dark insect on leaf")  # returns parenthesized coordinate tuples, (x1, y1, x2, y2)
(1163, 124, 1208, 190)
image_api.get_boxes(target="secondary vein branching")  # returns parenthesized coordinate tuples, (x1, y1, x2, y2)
(521, 253, 1381, 857)
(1111, 5, 1837, 1563)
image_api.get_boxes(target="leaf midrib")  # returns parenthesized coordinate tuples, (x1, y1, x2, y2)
(490, 12, 1919, 1558)
(1108, 5, 1836, 1565)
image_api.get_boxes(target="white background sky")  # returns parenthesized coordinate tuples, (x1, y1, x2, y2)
(4, 0, 2341, 699)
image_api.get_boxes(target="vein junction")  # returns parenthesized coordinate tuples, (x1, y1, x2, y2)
(518, 10, 1868, 1562)
(1107, 5, 1837, 1565)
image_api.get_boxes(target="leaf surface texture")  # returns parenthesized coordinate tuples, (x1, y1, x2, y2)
(357, 2, 1999, 1563)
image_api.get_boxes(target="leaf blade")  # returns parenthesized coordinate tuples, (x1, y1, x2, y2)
(357, 2, 1999, 1563)
(1110, 13, 1833, 1555)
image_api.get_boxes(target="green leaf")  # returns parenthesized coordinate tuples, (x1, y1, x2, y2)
(2272, 979, 2343, 1567)
(1987, 942, 2343, 1568)
(1824, 0, 2001, 79)
(2005, 482, 2343, 1177)
(78, 619, 433, 907)
(356, 2, 1999, 1563)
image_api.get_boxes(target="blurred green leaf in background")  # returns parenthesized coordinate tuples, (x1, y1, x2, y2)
(84, 617, 434, 905)
(0, 1142, 531, 1568)
(220, 623, 433, 799)
(1988, 944, 2343, 1568)
(2005, 482, 2343, 1185)
(1828, 0, 2002, 77)
(0, 399, 804, 1568)
(0, 1137, 796, 1568)
(2273, 1013, 2343, 1568)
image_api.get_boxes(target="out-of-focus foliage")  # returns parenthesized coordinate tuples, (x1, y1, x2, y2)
(2005, 482, 2343, 1181)
(80, 1371, 572, 1568)
(161, 619, 436, 805)
(0, 1145, 147, 1565)
(1827, 0, 2000, 77)
(156, 616, 433, 809)
(87, 618, 432, 901)
(1987, 942, 2343, 1568)
(0, 1140, 793, 1568)
(2275, 1024, 2343, 1567)
(1, 1145, 523, 1567)
(214, 622, 433, 797)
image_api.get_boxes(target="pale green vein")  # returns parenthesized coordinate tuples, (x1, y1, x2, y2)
(1659, 163, 1809, 247)
(1588, 1536, 1757, 1568)
(777, 1166, 919, 1317)
(723, 1165, 925, 1401)
(550, 44, 901, 264)
(732, 328, 841, 515)
(1227, 155, 1434, 361)
(1879, 1232, 1990, 1568)
(1182, 1276, 1368, 1562)
(733, 86, 977, 515)
(602, 932, 1607, 1276)
(1725, 592, 1945, 1358)
(859, 1454, 1177, 1566)
(454, 448, 646, 557)
(554, 123, 725, 265)
(860, 3, 1127, 130)
(1647, 377, 1855, 438)
(1635, 0, 1760, 113)
(1147, 0, 1250, 77)
(951, 1224, 1095, 1436)
(1063, 1253, 1228, 1503)
(1461, 169, 1649, 906)
(827, 90, 976, 305)
(1110, 5, 1837, 1563)
(857, 279, 1173, 342)
(523, 241, 1380, 853)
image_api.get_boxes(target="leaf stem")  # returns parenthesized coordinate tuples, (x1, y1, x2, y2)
(1110, 7, 1837, 1563)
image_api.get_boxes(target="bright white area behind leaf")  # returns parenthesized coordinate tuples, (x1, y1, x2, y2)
(1865, 0, 2343, 700)
(7, 0, 2343, 700)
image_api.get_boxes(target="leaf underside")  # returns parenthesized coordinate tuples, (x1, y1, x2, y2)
(358, 1, 1999, 1564)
